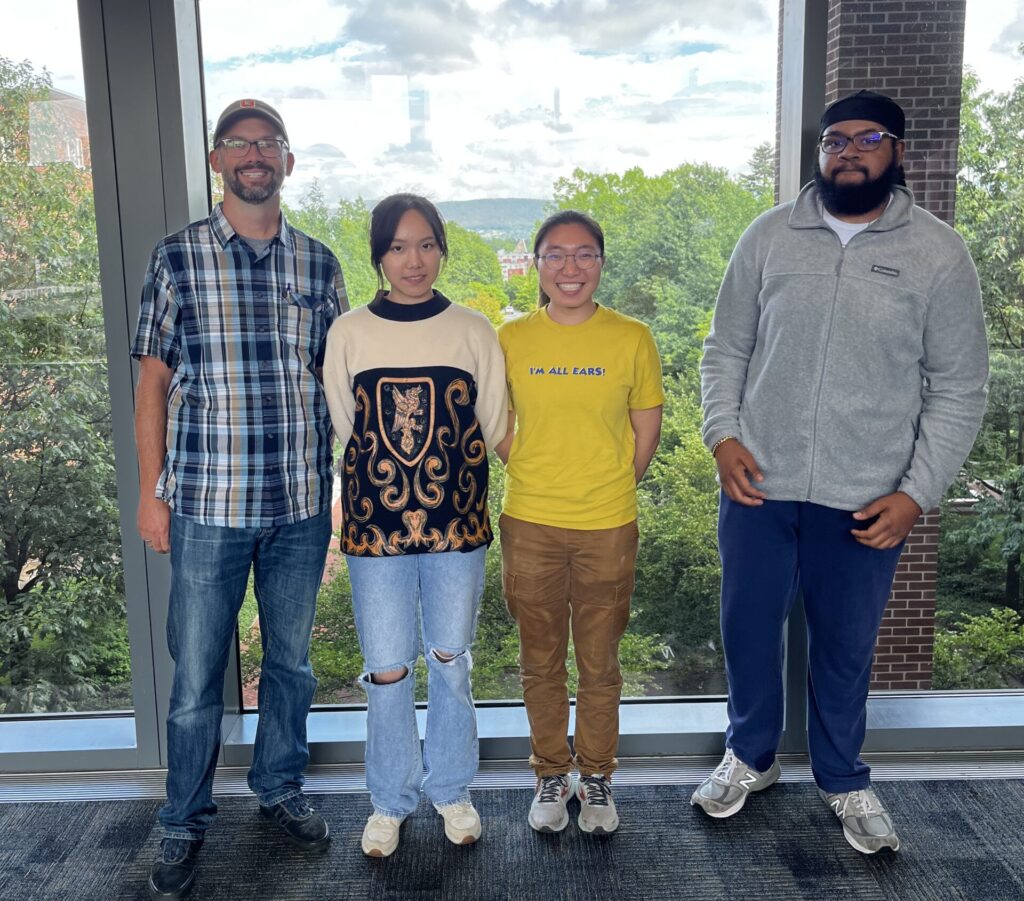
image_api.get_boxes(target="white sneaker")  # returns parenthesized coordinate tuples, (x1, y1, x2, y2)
(528, 774, 574, 833)
(577, 775, 619, 834)
(435, 801, 482, 845)
(361, 812, 404, 857)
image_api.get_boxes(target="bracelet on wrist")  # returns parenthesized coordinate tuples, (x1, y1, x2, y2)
(711, 435, 737, 458)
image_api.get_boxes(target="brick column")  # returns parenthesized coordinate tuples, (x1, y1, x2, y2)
(870, 511, 939, 689)
(775, 0, 967, 687)
(827, 1, 966, 688)
(825, 0, 966, 224)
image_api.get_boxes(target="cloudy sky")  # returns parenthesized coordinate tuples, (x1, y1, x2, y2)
(5, 0, 1024, 205)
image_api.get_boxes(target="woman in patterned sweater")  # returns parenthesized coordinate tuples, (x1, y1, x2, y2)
(323, 194, 508, 858)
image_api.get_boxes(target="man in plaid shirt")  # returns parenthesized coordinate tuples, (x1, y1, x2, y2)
(133, 99, 347, 901)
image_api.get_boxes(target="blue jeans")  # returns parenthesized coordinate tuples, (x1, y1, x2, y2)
(159, 510, 332, 840)
(346, 547, 486, 818)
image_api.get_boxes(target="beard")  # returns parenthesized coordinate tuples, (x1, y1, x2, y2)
(222, 163, 284, 205)
(814, 156, 904, 216)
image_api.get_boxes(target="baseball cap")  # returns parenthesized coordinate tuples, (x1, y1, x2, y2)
(212, 99, 289, 146)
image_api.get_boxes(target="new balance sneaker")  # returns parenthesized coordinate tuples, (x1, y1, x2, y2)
(361, 812, 405, 857)
(820, 787, 900, 854)
(435, 800, 482, 845)
(148, 837, 202, 900)
(690, 748, 781, 818)
(577, 775, 619, 834)
(528, 774, 574, 833)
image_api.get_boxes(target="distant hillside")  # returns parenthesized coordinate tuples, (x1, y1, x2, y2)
(437, 198, 547, 240)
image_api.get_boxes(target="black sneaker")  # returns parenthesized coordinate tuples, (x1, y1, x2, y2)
(259, 793, 331, 852)
(148, 837, 202, 900)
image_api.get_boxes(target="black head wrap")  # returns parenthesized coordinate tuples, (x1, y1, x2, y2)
(820, 90, 905, 139)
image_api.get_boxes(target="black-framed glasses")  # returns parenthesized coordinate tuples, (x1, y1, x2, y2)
(819, 131, 900, 154)
(537, 251, 602, 270)
(215, 137, 288, 158)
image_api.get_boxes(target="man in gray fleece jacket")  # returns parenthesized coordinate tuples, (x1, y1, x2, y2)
(691, 90, 988, 854)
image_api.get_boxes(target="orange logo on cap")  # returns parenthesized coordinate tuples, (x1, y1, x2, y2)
(240, 99, 256, 108)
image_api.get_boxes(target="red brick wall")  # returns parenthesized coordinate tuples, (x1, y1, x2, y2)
(826, 1, 966, 688)
(775, 0, 967, 687)
(824, 0, 967, 226)
(871, 511, 939, 689)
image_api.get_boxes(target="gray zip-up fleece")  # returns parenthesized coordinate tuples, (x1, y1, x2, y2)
(701, 183, 988, 513)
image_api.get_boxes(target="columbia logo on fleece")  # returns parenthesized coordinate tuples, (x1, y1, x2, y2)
(871, 264, 900, 278)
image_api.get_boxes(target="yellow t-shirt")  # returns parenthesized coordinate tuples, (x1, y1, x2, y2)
(498, 304, 664, 529)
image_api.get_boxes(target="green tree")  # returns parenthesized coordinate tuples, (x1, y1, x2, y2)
(0, 57, 127, 712)
(283, 184, 377, 307)
(552, 164, 768, 378)
(954, 69, 1024, 612)
(507, 269, 539, 313)
(933, 607, 1024, 689)
(740, 141, 776, 206)
(436, 221, 504, 301)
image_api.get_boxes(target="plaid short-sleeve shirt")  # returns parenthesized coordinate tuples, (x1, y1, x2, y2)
(131, 204, 348, 528)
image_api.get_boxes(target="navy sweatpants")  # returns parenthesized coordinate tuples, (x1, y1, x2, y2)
(717, 494, 904, 792)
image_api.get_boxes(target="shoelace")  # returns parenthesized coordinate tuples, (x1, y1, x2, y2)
(537, 775, 569, 803)
(160, 838, 192, 863)
(712, 749, 740, 783)
(282, 795, 313, 818)
(580, 776, 612, 808)
(840, 789, 879, 817)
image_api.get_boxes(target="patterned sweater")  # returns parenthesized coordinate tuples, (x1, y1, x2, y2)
(322, 292, 508, 556)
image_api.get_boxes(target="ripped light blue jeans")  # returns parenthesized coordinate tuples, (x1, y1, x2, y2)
(345, 546, 486, 818)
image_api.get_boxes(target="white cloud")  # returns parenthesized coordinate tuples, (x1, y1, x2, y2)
(6, 0, 1024, 210)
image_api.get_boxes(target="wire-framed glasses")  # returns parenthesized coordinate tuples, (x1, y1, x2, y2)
(537, 251, 602, 270)
(819, 131, 899, 154)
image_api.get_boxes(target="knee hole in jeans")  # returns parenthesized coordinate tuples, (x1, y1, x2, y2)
(429, 648, 466, 665)
(367, 666, 408, 685)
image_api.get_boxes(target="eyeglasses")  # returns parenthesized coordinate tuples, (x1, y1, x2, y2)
(819, 131, 900, 154)
(215, 138, 288, 158)
(537, 251, 602, 270)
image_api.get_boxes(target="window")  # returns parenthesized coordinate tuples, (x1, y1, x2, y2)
(199, 0, 778, 706)
(0, 5, 132, 715)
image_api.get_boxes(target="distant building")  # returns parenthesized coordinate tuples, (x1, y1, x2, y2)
(497, 238, 532, 281)
(29, 88, 90, 169)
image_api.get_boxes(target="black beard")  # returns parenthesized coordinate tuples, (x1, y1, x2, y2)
(814, 157, 903, 216)
(223, 164, 284, 205)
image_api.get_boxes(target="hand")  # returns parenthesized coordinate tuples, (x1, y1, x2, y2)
(715, 439, 767, 506)
(851, 491, 922, 549)
(138, 496, 171, 554)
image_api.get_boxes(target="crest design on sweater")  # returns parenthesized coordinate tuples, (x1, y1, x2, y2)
(344, 377, 490, 555)
(377, 377, 434, 466)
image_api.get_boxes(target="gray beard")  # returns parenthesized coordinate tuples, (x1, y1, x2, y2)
(223, 166, 283, 205)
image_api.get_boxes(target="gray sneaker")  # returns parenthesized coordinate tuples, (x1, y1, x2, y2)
(820, 787, 900, 854)
(690, 749, 781, 818)
(528, 774, 574, 833)
(577, 775, 619, 834)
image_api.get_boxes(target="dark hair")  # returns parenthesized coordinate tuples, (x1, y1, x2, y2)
(532, 210, 605, 307)
(369, 193, 449, 292)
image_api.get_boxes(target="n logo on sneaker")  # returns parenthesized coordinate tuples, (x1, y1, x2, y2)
(738, 772, 758, 789)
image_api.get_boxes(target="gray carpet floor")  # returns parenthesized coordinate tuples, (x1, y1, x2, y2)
(1, 782, 1022, 900)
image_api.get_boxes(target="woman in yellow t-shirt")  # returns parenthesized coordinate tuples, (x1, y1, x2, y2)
(495, 210, 663, 835)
